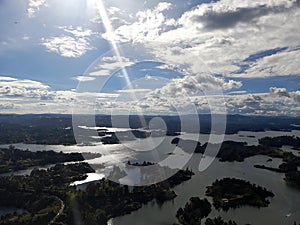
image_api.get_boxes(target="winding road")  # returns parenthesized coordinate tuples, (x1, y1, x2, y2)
(48, 197, 65, 225)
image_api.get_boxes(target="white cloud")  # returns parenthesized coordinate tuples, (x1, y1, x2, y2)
(156, 2, 172, 12)
(0, 103, 14, 110)
(0, 77, 53, 100)
(149, 74, 242, 99)
(40, 25, 96, 58)
(88, 70, 111, 77)
(61, 26, 94, 38)
(190, 89, 300, 116)
(22, 36, 30, 40)
(231, 49, 300, 78)
(224, 88, 300, 115)
(228, 90, 248, 95)
(73, 76, 96, 82)
(105, 0, 300, 79)
(0, 76, 121, 113)
(2, 1, 300, 116)
(88, 56, 135, 75)
(0, 78, 49, 89)
(27, 0, 46, 18)
(0, 76, 18, 81)
(41, 35, 93, 58)
(91, 4, 129, 26)
(102, 2, 175, 42)
(270, 87, 290, 97)
(145, 74, 160, 81)
(0, 76, 298, 116)
(117, 89, 151, 93)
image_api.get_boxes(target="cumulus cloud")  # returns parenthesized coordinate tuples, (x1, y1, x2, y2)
(102, 2, 175, 42)
(0, 76, 120, 113)
(0, 76, 53, 99)
(27, 0, 46, 18)
(127, 85, 300, 116)
(270, 87, 300, 103)
(182, 0, 297, 30)
(191, 88, 300, 116)
(106, 0, 300, 79)
(149, 74, 242, 99)
(41, 25, 96, 58)
(270, 87, 290, 97)
(41, 35, 93, 58)
(0, 76, 298, 116)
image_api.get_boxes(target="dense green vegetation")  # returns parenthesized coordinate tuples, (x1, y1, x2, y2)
(126, 161, 156, 166)
(205, 178, 274, 211)
(0, 145, 101, 173)
(173, 136, 300, 161)
(0, 162, 94, 225)
(172, 138, 274, 161)
(0, 159, 194, 225)
(259, 135, 300, 149)
(205, 217, 245, 225)
(69, 170, 193, 225)
(176, 197, 212, 225)
(285, 171, 300, 188)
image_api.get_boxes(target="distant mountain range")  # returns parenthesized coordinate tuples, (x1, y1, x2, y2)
(0, 114, 299, 145)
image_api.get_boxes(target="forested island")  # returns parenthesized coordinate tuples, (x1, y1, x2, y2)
(205, 217, 247, 225)
(176, 197, 212, 225)
(285, 171, 300, 188)
(174, 198, 251, 225)
(0, 145, 101, 173)
(205, 178, 274, 211)
(172, 136, 300, 162)
(126, 161, 156, 166)
(259, 135, 300, 149)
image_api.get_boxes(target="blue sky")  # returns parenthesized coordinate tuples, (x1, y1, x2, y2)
(0, 0, 299, 115)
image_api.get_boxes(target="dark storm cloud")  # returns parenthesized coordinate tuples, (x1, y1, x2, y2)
(192, 2, 298, 30)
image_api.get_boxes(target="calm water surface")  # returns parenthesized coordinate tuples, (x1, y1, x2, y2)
(1, 130, 300, 224)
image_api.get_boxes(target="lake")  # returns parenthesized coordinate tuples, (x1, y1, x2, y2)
(1, 130, 300, 224)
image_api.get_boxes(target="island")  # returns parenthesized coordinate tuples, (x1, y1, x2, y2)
(176, 197, 212, 225)
(205, 216, 248, 225)
(126, 161, 156, 166)
(285, 171, 300, 188)
(205, 178, 274, 211)
(0, 145, 101, 174)
(171, 137, 279, 161)
(172, 136, 300, 162)
(259, 135, 300, 150)
(171, 136, 300, 189)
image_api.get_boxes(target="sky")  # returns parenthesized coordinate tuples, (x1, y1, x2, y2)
(0, 0, 299, 115)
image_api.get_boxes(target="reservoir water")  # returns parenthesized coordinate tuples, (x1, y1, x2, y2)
(1, 130, 300, 224)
